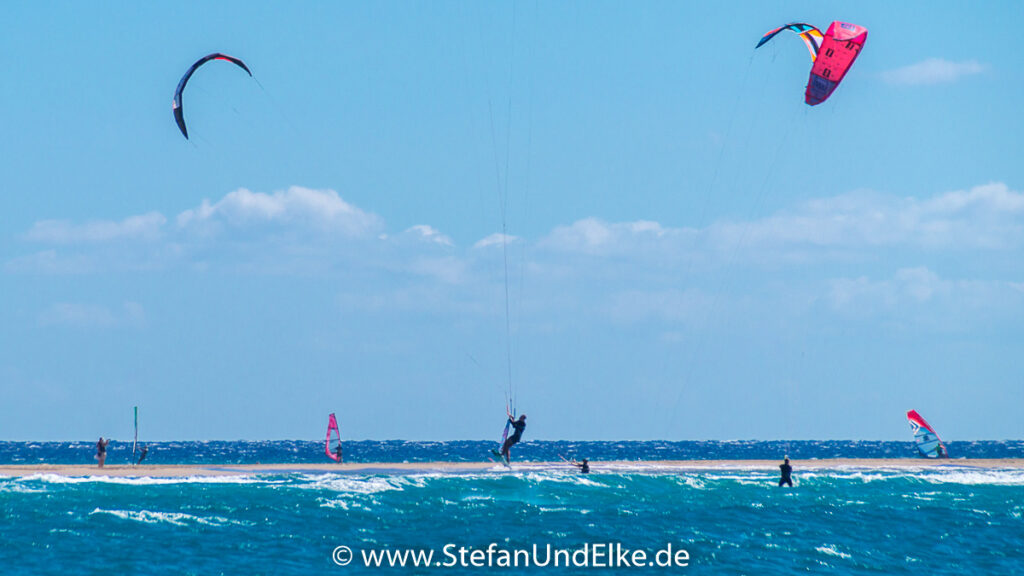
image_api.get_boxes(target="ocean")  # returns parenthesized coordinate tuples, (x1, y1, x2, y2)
(1, 441, 1022, 575)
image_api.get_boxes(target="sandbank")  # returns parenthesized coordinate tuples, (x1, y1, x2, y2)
(0, 458, 1021, 478)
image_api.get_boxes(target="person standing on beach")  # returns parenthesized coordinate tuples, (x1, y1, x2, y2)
(96, 437, 110, 468)
(778, 457, 793, 487)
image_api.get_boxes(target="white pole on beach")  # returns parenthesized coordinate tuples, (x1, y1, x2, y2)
(132, 406, 138, 465)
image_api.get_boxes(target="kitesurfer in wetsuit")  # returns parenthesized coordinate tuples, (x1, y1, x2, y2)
(136, 444, 148, 465)
(778, 457, 793, 487)
(572, 458, 590, 474)
(334, 442, 343, 463)
(500, 414, 527, 462)
(96, 437, 110, 468)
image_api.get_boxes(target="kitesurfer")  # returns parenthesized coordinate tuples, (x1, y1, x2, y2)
(136, 444, 148, 465)
(500, 414, 527, 462)
(778, 457, 793, 487)
(96, 437, 110, 468)
(572, 458, 590, 474)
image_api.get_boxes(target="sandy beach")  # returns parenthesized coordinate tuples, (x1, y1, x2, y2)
(1, 458, 1021, 478)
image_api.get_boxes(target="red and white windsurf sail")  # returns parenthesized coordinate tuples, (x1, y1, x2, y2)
(325, 413, 342, 462)
(907, 410, 947, 458)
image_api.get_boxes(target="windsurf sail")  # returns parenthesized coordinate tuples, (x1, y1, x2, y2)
(325, 413, 341, 462)
(907, 410, 948, 458)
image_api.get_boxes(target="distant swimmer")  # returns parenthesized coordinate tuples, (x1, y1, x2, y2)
(136, 444, 148, 465)
(334, 442, 343, 463)
(96, 437, 110, 468)
(500, 414, 527, 463)
(778, 457, 793, 487)
(572, 458, 590, 474)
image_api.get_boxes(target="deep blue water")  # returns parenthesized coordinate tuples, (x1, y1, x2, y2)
(2, 439, 1023, 465)
(1, 441, 1022, 575)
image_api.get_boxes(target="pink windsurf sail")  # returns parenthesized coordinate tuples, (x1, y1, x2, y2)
(907, 409, 947, 458)
(325, 413, 342, 462)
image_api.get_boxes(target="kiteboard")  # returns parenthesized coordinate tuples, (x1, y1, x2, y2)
(488, 448, 510, 468)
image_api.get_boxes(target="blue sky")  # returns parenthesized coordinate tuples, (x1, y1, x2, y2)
(2, 1, 1023, 441)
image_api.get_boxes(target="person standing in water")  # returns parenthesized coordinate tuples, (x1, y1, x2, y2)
(500, 414, 527, 463)
(572, 458, 590, 474)
(778, 457, 793, 487)
(96, 437, 110, 468)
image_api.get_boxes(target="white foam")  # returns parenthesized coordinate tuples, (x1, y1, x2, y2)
(21, 473, 271, 486)
(810, 468, 1024, 486)
(89, 508, 250, 527)
(816, 545, 852, 560)
(0, 482, 47, 494)
(296, 473, 430, 494)
(520, 471, 606, 487)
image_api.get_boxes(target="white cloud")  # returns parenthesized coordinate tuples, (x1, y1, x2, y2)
(826, 267, 1018, 316)
(541, 218, 686, 255)
(474, 233, 519, 249)
(26, 212, 166, 244)
(539, 183, 1024, 260)
(176, 186, 382, 236)
(13, 182, 1024, 291)
(882, 58, 986, 85)
(404, 225, 454, 247)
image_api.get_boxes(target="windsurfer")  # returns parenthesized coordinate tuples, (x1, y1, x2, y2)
(136, 444, 148, 465)
(500, 414, 526, 462)
(334, 442, 343, 463)
(778, 457, 793, 487)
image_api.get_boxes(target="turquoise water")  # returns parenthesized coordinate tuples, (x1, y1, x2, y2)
(2, 464, 1022, 574)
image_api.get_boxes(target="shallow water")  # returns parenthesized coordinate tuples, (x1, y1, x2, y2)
(1, 441, 1022, 574)
(2, 466, 1023, 574)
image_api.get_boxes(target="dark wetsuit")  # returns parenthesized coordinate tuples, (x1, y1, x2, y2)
(779, 462, 793, 487)
(578, 461, 590, 474)
(96, 439, 109, 468)
(334, 444, 343, 462)
(501, 418, 526, 459)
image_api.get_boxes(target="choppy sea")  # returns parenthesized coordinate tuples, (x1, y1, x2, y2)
(1, 440, 1022, 574)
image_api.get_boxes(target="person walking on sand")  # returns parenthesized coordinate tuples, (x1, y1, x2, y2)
(778, 457, 793, 487)
(96, 437, 110, 468)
